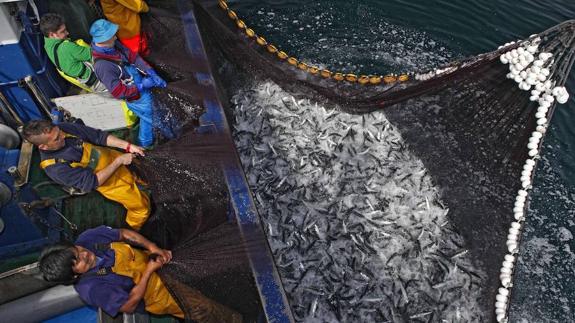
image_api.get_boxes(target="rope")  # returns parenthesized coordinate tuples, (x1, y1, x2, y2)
(217, 0, 411, 86)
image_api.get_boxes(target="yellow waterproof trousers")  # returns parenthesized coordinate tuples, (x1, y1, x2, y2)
(110, 242, 242, 322)
(41, 139, 150, 229)
(79, 142, 150, 229)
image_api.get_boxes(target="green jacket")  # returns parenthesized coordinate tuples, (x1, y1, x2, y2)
(44, 37, 92, 80)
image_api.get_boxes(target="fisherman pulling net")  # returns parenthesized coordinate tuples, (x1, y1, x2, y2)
(129, 0, 575, 322)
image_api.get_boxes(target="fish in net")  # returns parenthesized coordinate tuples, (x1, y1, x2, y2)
(136, 1, 575, 322)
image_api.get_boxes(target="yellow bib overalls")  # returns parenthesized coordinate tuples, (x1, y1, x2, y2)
(40, 136, 150, 230)
(110, 242, 184, 317)
(109, 243, 242, 322)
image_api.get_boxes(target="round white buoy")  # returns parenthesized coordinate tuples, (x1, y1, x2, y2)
(557, 94, 569, 104)
(534, 112, 546, 119)
(536, 118, 547, 126)
(495, 300, 507, 309)
(531, 132, 543, 139)
(527, 45, 538, 53)
(522, 180, 531, 188)
(537, 74, 547, 82)
(528, 137, 540, 145)
(527, 142, 538, 150)
(504, 254, 515, 262)
(502, 276, 512, 287)
(499, 287, 510, 296)
(538, 100, 551, 108)
(502, 260, 514, 269)
(496, 294, 508, 302)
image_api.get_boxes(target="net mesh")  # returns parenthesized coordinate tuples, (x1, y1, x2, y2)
(132, 132, 264, 320)
(134, 1, 575, 322)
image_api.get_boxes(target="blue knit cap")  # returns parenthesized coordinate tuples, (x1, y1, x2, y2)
(90, 19, 119, 43)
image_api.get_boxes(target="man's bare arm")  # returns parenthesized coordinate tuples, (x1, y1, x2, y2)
(119, 229, 172, 263)
(118, 260, 159, 313)
(105, 135, 145, 156)
(95, 153, 134, 185)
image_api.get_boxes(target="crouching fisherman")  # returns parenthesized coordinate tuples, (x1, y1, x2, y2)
(40, 13, 107, 93)
(22, 120, 150, 230)
(39, 226, 243, 322)
(89, 19, 170, 148)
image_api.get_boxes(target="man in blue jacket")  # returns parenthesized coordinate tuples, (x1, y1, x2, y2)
(38, 225, 242, 322)
(89, 19, 170, 148)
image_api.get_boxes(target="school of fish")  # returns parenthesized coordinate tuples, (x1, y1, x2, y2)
(230, 80, 487, 322)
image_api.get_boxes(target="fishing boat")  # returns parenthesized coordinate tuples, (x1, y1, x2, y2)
(1, 0, 574, 322)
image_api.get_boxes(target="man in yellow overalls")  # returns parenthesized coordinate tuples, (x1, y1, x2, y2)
(22, 119, 150, 230)
(38, 225, 242, 322)
(94, 0, 151, 55)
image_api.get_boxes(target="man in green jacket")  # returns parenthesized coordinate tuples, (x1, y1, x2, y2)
(40, 13, 107, 93)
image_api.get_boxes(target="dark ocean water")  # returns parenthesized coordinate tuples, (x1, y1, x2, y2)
(230, 0, 575, 321)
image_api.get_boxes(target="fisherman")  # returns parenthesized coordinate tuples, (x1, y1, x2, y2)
(40, 13, 107, 93)
(89, 0, 151, 55)
(89, 18, 171, 148)
(22, 120, 151, 230)
(38, 225, 243, 322)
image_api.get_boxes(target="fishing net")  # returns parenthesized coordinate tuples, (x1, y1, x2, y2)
(159, 222, 265, 320)
(133, 1, 575, 322)
(131, 131, 263, 321)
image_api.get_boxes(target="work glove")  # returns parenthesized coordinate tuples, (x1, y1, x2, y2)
(146, 69, 167, 88)
(136, 77, 156, 92)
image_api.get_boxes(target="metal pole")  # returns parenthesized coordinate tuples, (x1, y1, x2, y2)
(0, 90, 23, 125)
(22, 75, 53, 117)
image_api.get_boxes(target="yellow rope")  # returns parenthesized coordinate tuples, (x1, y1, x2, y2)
(217, 0, 410, 86)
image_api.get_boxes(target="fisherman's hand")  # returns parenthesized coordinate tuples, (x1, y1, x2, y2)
(127, 143, 145, 156)
(149, 246, 172, 264)
(146, 256, 164, 272)
(136, 77, 156, 92)
(115, 153, 135, 166)
(146, 69, 167, 88)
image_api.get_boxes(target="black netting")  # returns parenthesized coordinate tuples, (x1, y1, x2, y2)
(160, 222, 264, 318)
(133, 132, 264, 321)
